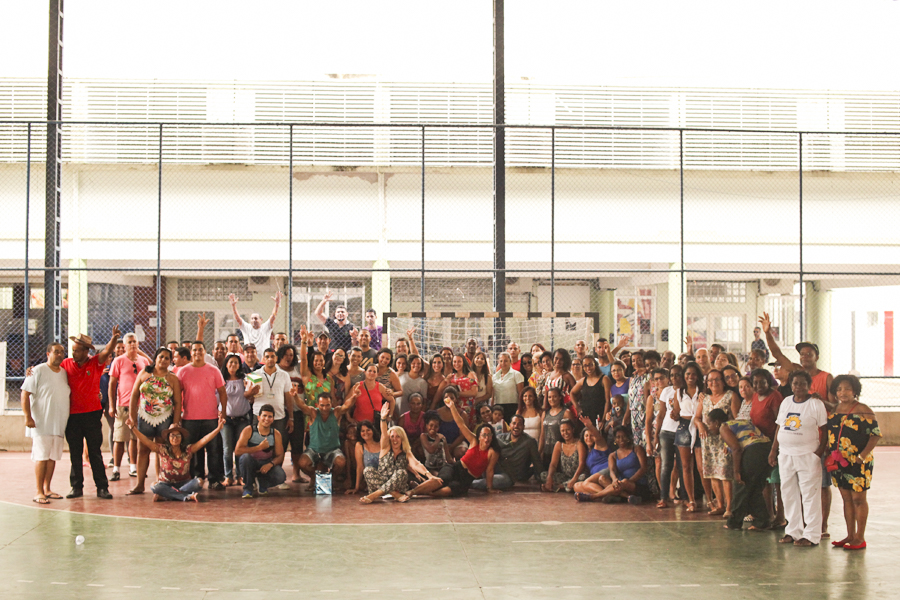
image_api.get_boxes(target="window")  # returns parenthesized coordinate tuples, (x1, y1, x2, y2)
(177, 278, 251, 302)
(686, 314, 745, 354)
(687, 281, 747, 303)
(615, 287, 655, 349)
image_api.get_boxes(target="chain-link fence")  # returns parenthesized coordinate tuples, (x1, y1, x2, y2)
(3, 114, 900, 410)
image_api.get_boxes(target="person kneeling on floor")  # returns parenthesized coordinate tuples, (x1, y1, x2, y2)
(235, 404, 286, 498)
(128, 417, 224, 502)
(296, 390, 357, 490)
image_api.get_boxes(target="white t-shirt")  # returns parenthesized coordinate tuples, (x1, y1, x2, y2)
(492, 368, 525, 406)
(775, 395, 827, 456)
(659, 386, 679, 433)
(21, 363, 71, 438)
(252, 367, 292, 420)
(240, 320, 273, 350)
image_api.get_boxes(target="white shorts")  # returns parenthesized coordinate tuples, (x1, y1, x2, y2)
(31, 435, 64, 462)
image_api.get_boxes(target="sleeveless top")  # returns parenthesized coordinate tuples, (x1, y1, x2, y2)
(138, 374, 175, 425)
(361, 444, 380, 468)
(810, 370, 831, 400)
(376, 369, 394, 391)
(248, 424, 276, 461)
(522, 414, 541, 440)
(544, 373, 572, 404)
(354, 382, 383, 423)
(615, 447, 645, 482)
(586, 447, 611, 474)
(542, 408, 566, 452)
(400, 411, 425, 439)
(462, 444, 490, 477)
(438, 414, 462, 443)
(579, 377, 606, 422)
(558, 444, 580, 479)
(724, 419, 770, 449)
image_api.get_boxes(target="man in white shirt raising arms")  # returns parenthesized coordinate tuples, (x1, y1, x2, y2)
(229, 290, 281, 349)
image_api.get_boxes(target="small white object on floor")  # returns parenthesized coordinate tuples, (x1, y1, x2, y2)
(275, 483, 291, 490)
(75, 535, 85, 545)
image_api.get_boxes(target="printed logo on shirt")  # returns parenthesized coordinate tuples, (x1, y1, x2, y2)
(783, 413, 801, 431)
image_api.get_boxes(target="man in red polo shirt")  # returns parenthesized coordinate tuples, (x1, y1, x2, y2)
(62, 328, 120, 499)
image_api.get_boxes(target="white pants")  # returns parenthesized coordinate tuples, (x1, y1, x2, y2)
(779, 452, 823, 544)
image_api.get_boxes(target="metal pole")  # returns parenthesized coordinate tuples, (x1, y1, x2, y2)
(799, 132, 804, 341)
(156, 124, 162, 348)
(421, 125, 425, 312)
(493, 0, 506, 358)
(44, 0, 63, 346)
(24, 123, 31, 370)
(551, 127, 555, 312)
(680, 129, 685, 351)
(493, 0, 506, 314)
(289, 125, 294, 340)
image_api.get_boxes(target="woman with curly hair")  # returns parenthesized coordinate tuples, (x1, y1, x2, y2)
(826, 374, 881, 550)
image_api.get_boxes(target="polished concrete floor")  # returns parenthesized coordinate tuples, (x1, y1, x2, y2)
(1, 449, 898, 599)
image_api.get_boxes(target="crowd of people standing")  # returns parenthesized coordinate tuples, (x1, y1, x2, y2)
(20, 295, 882, 549)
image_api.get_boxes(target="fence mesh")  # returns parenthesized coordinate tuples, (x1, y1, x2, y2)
(2, 120, 900, 410)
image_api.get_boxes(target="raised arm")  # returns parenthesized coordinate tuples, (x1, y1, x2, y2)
(378, 403, 392, 452)
(444, 397, 476, 445)
(95, 325, 122, 367)
(758, 312, 798, 372)
(298, 324, 311, 378)
(228, 293, 245, 328)
(314, 292, 332, 325)
(405, 327, 419, 357)
(334, 385, 360, 419)
(127, 417, 160, 452)
(267, 290, 282, 328)
(610, 334, 631, 359)
(196, 312, 209, 341)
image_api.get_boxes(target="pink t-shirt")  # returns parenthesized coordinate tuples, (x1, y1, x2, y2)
(177, 363, 225, 420)
(109, 355, 151, 407)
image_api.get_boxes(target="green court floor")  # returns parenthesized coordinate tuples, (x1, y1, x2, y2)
(0, 499, 893, 600)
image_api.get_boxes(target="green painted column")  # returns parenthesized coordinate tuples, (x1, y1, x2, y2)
(805, 281, 831, 373)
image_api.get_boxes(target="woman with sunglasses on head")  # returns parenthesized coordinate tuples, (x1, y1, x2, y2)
(126, 347, 182, 495)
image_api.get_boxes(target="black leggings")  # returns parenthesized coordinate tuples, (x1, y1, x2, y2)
(439, 461, 476, 497)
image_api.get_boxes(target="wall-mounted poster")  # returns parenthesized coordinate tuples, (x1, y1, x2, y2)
(616, 288, 655, 349)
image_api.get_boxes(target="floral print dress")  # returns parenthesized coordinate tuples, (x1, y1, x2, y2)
(700, 391, 734, 480)
(827, 411, 881, 492)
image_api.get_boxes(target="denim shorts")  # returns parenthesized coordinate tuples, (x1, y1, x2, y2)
(674, 420, 697, 448)
(138, 414, 174, 440)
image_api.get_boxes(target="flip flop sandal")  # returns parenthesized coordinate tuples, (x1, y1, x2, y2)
(33, 497, 50, 504)
(45, 493, 63, 500)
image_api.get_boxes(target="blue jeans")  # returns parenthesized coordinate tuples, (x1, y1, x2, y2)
(471, 473, 514, 491)
(151, 478, 202, 501)
(222, 414, 252, 479)
(659, 430, 677, 501)
(239, 454, 287, 494)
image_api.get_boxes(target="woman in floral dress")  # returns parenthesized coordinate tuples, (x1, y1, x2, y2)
(827, 375, 882, 551)
(695, 369, 734, 515)
(128, 347, 182, 495)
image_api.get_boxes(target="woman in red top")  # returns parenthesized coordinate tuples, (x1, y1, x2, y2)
(748, 367, 785, 529)
(351, 364, 396, 424)
(436, 354, 479, 419)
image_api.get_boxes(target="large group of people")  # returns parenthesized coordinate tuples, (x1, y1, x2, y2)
(21, 296, 882, 548)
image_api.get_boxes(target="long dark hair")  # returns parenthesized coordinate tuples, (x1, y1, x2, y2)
(358, 419, 380, 443)
(473, 422, 501, 452)
(220, 353, 243, 381)
(276, 344, 298, 370)
(144, 347, 173, 374)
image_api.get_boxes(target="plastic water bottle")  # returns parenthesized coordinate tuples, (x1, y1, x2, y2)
(75, 535, 85, 545)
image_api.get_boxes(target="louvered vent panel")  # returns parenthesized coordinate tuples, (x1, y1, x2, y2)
(1, 79, 899, 171)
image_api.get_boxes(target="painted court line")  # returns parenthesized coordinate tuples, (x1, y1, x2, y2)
(512, 538, 623, 543)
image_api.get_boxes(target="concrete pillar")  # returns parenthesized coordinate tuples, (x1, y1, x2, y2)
(805, 281, 832, 372)
(596, 290, 615, 341)
(67, 258, 88, 351)
(668, 263, 685, 355)
(371, 171, 391, 339)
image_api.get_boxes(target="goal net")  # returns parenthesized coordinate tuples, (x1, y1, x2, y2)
(383, 312, 599, 360)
